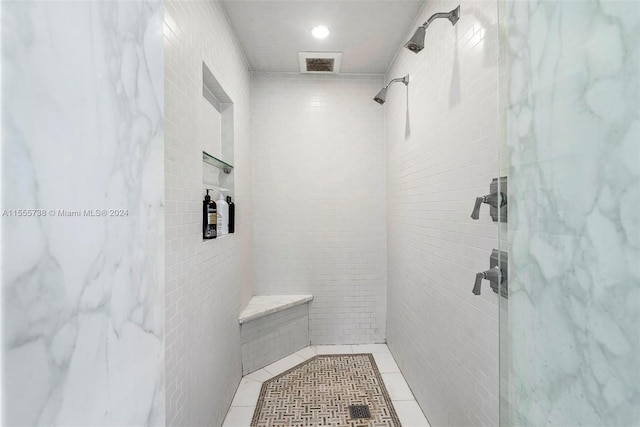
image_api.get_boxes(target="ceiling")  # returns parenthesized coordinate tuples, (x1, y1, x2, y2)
(221, 0, 425, 74)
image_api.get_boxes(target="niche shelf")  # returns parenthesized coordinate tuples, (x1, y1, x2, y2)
(201, 61, 236, 241)
(203, 151, 233, 174)
(201, 61, 235, 199)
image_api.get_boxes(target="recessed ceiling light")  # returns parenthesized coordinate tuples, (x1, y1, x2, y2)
(311, 25, 330, 39)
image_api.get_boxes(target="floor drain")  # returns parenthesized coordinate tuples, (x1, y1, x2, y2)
(349, 404, 371, 419)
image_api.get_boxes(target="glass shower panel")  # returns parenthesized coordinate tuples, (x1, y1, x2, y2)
(500, 1, 639, 425)
(496, 0, 509, 424)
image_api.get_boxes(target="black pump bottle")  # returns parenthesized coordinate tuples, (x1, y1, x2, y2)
(203, 189, 217, 239)
(227, 195, 235, 233)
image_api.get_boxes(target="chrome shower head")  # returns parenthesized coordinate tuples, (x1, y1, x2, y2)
(404, 5, 460, 54)
(373, 74, 410, 105)
(448, 5, 461, 25)
(373, 87, 388, 105)
(405, 26, 426, 53)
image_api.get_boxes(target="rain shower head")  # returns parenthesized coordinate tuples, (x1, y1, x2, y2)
(404, 5, 460, 54)
(373, 75, 410, 105)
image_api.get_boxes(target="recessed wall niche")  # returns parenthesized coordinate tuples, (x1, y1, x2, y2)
(202, 61, 234, 201)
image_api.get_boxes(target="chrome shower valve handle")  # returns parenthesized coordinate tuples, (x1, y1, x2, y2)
(470, 191, 506, 220)
(472, 249, 509, 298)
(471, 196, 487, 220)
(472, 266, 501, 295)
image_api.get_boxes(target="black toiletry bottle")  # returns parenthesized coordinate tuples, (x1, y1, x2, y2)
(203, 190, 217, 239)
(227, 195, 235, 233)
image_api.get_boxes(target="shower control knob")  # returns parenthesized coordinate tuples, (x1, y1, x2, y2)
(472, 266, 501, 295)
(471, 196, 487, 220)
(473, 249, 508, 297)
(470, 192, 506, 220)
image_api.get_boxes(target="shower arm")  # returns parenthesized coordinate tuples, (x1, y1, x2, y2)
(385, 75, 410, 89)
(420, 11, 455, 29)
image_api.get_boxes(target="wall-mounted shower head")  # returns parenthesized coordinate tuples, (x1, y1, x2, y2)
(373, 74, 410, 105)
(448, 5, 461, 26)
(373, 87, 388, 105)
(404, 5, 460, 54)
(405, 26, 426, 53)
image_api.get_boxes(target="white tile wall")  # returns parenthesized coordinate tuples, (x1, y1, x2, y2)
(385, 1, 501, 426)
(163, 1, 253, 426)
(251, 72, 387, 345)
(241, 303, 309, 375)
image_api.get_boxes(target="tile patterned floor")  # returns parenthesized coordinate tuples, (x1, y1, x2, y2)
(223, 345, 431, 427)
(252, 354, 400, 426)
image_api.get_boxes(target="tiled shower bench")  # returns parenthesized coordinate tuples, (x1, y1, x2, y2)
(239, 295, 313, 375)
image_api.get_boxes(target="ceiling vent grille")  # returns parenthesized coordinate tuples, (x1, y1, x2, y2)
(298, 52, 342, 74)
(306, 58, 334, 72)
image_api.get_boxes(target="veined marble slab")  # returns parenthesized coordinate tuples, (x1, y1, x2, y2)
(239, 295, 314, 324)
(505, 0, 639, 425)
(1, 1, 165, 425)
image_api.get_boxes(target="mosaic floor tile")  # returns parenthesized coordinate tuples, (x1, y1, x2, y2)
(251, 354, 401, 426)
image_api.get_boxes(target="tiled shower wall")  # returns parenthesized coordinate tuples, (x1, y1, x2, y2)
(241, 304, 310, 375)
(163, 1, 252, 426)
(251, 73, 387, 345)
(385, 1, 502, 426)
